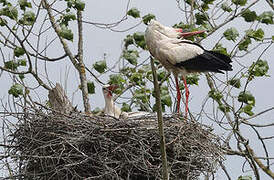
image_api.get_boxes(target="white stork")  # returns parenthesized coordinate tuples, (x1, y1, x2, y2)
(145, 20, 232, 115)
(102, 84, 150, 119)
(102, 84, 127, 118)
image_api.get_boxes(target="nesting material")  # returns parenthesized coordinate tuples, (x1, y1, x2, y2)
(11, 111, 224, 179)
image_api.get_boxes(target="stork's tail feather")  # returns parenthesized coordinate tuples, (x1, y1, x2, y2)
(175, 50, 232, 73)
(205, 50, 233, 72)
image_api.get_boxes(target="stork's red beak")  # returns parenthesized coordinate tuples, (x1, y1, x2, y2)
(107, 84, 119, 91)
(175, 29, 205, 38)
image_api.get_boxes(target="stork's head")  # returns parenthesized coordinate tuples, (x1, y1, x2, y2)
(147, 19, 205, 39)
(102, 84, 119, 98)
(147, 20, 181, 38)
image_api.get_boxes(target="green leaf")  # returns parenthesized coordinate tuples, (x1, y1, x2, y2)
(213, 43, 229, 56)
(61, 12, 76, 26)
(0, 6, 18, 20)
(59, 25, 73, 41)
(238, 91, 255, 106)
(124, 34, 134, 48)
(272, 36, 274, 41)
(93, 60, 107, 73)
(87, 81, 95, 94)
(241, 105, 254, 116)
(202, 0, 215, 4)
(74, 0, 85, 11)
(133, 32, 146, 49)
(18, 59, 26, 66)
(14, 47, 25, 57)
(246, 29, 264, 41)
(0, 0, 9, 6)
(238, 175, 252, 180)
(8, 83, 24, 98)
(121, 103, 131, 112)
(19, 0, 32, 11)
(242, 9, 257, 22)
(224, 27, 239, 42)
(108, 74, 126, 93)
(130, 72, 143, 86)
(0, 17, 7, 26)
(134, 88, 150, 104)
(232, 0, 247, 6)
(4, 60, 18, 70)
(238, 38, 251, 51)
(19, 11, 35, 25)
(127, 8, 140, 18)
(157, 69, 167, 82)
(195, 13, 208, 25)
(19, 74, 24, 79)
(209, 89, 223, 102)
(186, 74, 199, 85)
(218, 104, 230, 113)
(228, 78, 241, 88)
(258, 11, 274, 24)
(248, 59, 269, 77)
(122, 50, 139, 65)
(161, 94, 172, 107)
(221, 2, 232, 12)
(142, 13, 155, 25)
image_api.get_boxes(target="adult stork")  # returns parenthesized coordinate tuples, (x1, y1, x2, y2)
(145, 20, 232, 115)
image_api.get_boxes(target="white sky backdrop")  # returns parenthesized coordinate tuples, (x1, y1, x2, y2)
(0, 0, 274, 179)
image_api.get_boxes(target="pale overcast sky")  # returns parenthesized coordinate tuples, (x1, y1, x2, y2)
(0, 0, 273, 179)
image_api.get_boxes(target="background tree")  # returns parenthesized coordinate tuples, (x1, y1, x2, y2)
(0, 0, 273, 179)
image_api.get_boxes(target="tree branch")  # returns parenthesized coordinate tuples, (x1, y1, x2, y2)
(43, 0, 91, 113)
(150, 57, 169, 180)
(77, 10, 91, 113)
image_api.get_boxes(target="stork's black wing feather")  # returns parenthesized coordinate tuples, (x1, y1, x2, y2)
(175, 50, 232, 73)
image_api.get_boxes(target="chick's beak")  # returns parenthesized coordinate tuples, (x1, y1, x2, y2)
(107, 84, 119, 92)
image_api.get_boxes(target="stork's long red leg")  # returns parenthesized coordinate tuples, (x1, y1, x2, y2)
(175, 76, 181, 113)
(182, 76, 189, 117)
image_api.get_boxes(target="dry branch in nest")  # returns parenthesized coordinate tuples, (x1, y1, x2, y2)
(7, 84, 224, 179)
(10, 111, 224, 180)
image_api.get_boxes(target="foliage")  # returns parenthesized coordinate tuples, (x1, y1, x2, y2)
(87, 81, 95, 94)
(59, 25, 73, 41)
(224, 27, 239, 42)
(8, 84, 24, 97)
(228, 78, 241, 88)
(238, 91, 255, 111)
(127, 8, 140, 18)
(241, 9, 257, 22)
(238, 175, 252, 180)
(122, 50, 139, 65)
(142, 13, 155, 25)
(248, 59, 269, 78)
(93, 60, 107, 73)
(19, 0, 32, 11)
(19, 11, 35, 25)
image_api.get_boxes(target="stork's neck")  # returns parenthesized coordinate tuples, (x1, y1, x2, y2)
(104, 94, 114, 112)
(145, 29, 166, 57)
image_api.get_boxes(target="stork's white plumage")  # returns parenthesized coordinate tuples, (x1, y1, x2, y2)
(145, 20, 232, 115)
(102, 84, 127, 119)
(102, 85, 150, 119)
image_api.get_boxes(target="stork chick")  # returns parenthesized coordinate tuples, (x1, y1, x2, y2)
(102, 84, 127, 119)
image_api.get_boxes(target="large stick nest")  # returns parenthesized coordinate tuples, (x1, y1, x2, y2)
(10, 110, 224, 179)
